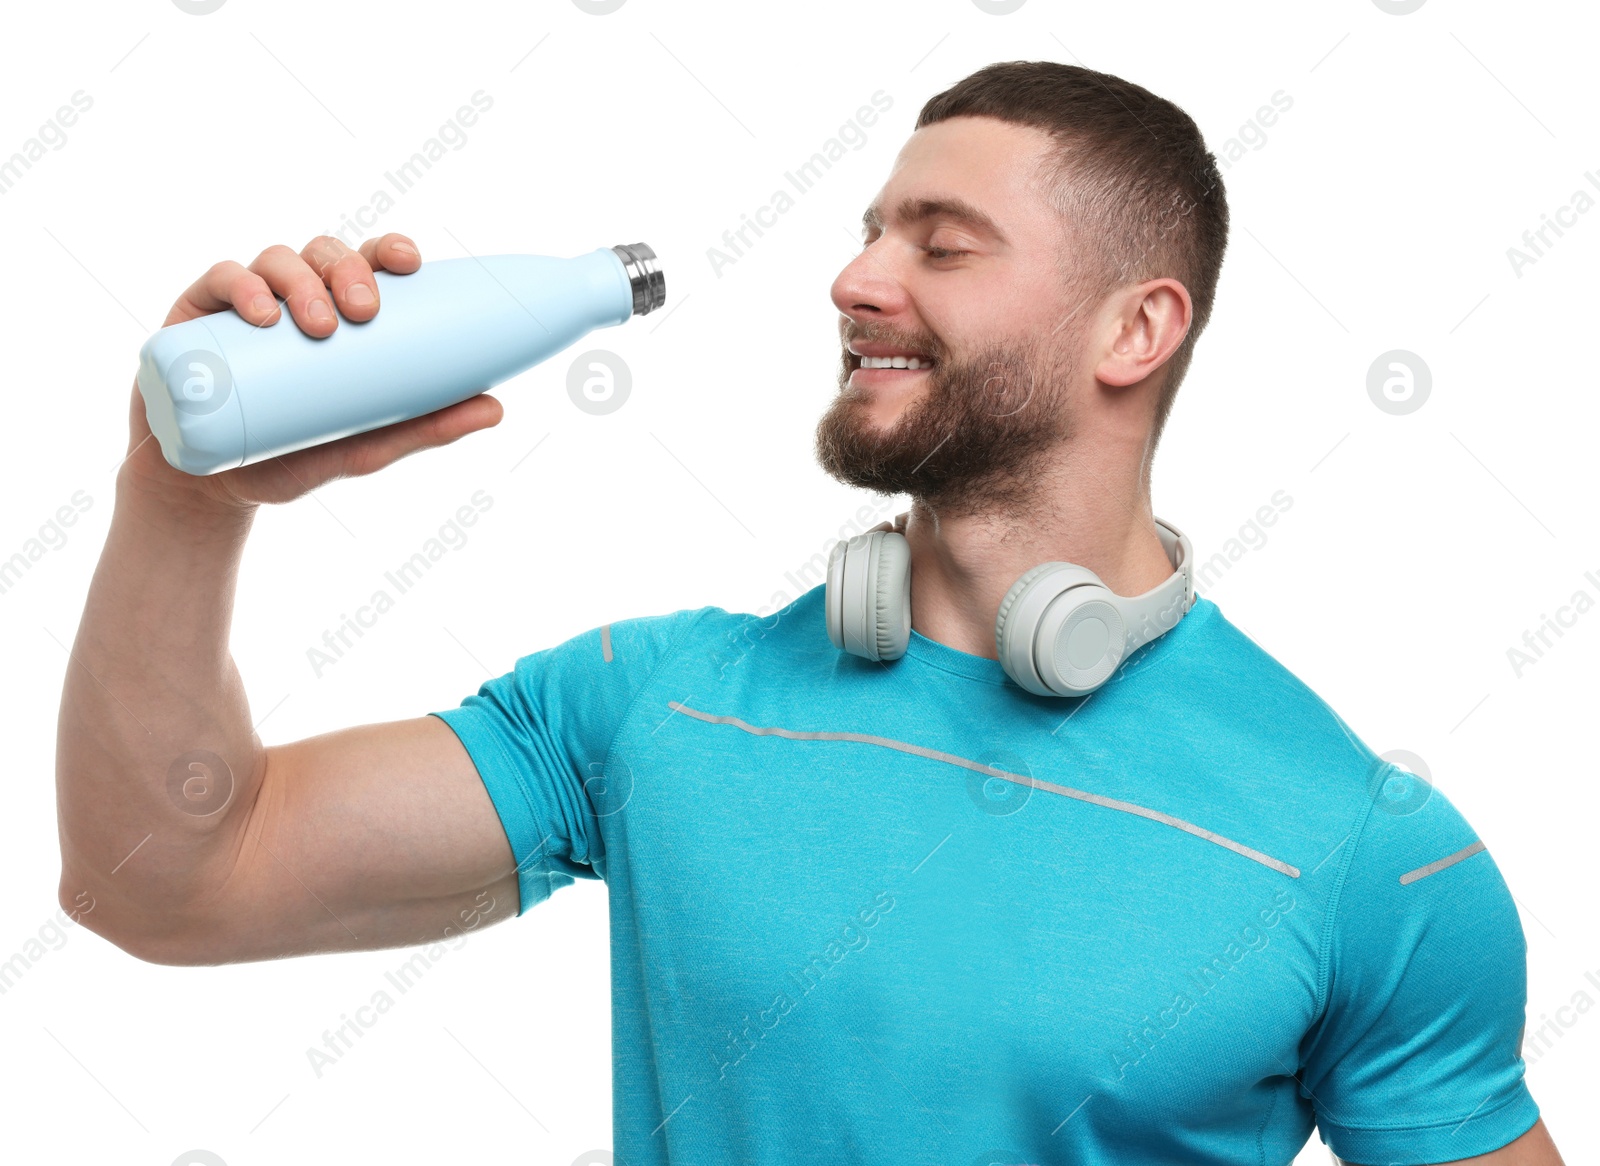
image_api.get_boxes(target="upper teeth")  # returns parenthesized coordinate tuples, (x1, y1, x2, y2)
(860, 355, 931, 369)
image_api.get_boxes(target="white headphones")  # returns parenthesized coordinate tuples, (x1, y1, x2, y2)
(825, 516, 1196, 697)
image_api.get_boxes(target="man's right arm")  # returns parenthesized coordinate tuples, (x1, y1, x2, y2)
(55, 231, 518, 965)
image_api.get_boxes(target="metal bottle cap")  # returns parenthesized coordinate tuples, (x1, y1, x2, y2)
(610, 242, 666, 316)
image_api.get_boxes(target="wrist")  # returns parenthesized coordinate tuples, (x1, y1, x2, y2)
(115, 441, 258, 538)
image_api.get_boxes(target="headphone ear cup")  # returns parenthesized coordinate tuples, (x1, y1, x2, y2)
(825, 537, 850, 651)
(826, 530, 911, 661)
(996, 563, 1126, 697)
(871, 531, 911, 661)
(994, 562, 1056, 659)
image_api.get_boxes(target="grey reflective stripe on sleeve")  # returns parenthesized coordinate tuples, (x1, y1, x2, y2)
(666, 701, 1300, 878)
(601, 623, 613, 662)
(1399, 839, 1486, 885)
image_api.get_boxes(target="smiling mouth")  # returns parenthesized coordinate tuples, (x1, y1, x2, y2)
(848, 353, 937, 374)
(857, 355, 934, 370)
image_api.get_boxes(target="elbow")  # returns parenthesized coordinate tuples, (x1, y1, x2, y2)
(57, 870, 206, 968)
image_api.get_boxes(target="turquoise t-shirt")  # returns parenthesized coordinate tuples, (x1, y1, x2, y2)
(429, 584, 1538, 1165)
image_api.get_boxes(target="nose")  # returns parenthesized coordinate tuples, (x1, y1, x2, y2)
(830, 240, 911, 322)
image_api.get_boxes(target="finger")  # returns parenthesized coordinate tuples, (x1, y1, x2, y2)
(325, 393, 504, 480)
(248, 243, 340, 337)
(163, 259, 282, 329)
(357, 232, 421, 275)
(299, 234, 381, 324)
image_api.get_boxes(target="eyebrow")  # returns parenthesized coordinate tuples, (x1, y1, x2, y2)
(861, 195, 1007, 244)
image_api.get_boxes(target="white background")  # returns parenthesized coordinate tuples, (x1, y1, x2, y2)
(1, 0, 1594, 1163)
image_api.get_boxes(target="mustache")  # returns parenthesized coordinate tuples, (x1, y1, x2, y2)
(839, 324, 942, 358)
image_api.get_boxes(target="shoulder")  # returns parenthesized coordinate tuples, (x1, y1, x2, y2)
(1184, 613, 1525, 990)
(509, 591, 831, 696)
(1143, 601, 1492, 883)
(1157, 601, 1390, 806)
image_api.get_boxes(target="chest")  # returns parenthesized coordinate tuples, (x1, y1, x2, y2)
(600, 695, 1323, 1116)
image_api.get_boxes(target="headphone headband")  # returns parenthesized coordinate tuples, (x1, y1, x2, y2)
(1124, 517, 1195, 657)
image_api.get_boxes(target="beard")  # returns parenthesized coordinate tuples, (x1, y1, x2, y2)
(813, 328, 1078, 519)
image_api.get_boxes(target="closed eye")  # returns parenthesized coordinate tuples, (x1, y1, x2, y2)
(923, 246, 969, 260)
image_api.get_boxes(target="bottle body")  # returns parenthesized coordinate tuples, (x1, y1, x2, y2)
(136, 246, 655, 475)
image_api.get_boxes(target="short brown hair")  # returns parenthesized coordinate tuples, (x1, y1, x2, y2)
(916, 60, 1229, 449)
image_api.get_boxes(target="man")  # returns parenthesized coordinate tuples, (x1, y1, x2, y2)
(57, 60, 1561, 1165)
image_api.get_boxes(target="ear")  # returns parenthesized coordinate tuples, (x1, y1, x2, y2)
(1095, 278, 1192, 389)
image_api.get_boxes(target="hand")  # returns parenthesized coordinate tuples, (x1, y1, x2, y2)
(869, 511, 910, 536)
(120, 232, 504, 515)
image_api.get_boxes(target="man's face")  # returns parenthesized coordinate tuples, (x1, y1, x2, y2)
(815, 115, 1097, 517)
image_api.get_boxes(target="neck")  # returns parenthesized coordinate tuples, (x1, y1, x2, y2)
(898, 440, 1174, 661)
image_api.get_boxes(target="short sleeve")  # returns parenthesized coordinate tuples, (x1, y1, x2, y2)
(429, 607, 707, 916)
(1298, 768, 1540, 1164)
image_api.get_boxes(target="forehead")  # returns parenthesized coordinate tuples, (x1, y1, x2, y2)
(861, 117, 1057, 233)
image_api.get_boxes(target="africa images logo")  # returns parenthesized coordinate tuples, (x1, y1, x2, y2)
(166, 349, 233, 416)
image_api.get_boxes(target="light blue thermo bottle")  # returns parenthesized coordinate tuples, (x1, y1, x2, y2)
(136, 242, 664, 475)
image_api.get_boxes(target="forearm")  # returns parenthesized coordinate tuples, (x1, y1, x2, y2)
(55, 467, 262, 943)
